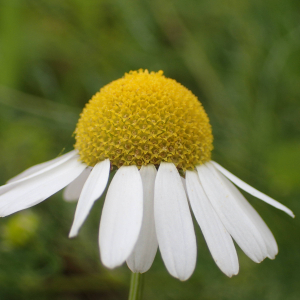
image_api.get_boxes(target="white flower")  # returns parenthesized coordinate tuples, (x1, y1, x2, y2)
(0, 70, 294, 281)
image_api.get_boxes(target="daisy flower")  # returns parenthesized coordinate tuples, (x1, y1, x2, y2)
(0, 70, 294, 281)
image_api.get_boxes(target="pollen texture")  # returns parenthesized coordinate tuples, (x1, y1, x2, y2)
(74, 70, 213, 170)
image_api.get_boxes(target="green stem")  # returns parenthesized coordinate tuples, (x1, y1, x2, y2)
(128, 272, 144, 300)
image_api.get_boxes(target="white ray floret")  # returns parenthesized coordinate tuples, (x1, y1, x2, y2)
(63, 167, 92, 202)
(208, 163, 278, 259)
(99, 165, 143, 269)
(197, 163, 268, 263)
(186, 170, 239, 277)
(127, 165, 158, 273)
(0, 155, 86, 217)
(154, 162, 197, 281)
(211, 161, 294, 217)
(0, 151, 78, 196)
(69, 159, 110, 238)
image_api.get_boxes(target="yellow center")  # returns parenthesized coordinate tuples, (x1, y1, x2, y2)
(74, 70, 213, 170)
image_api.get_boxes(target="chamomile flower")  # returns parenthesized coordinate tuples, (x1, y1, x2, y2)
(0, 70, 294, 281)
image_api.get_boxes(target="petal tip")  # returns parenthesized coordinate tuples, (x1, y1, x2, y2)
(226, 271, 238, 278)
(177, 272, 193, 281)
(68, 228, 78, 238)
(101, 256, 123, 270)
(289, 211, 295, 218)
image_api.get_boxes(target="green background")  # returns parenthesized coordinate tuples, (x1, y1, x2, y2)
(0, 0, 299, 299)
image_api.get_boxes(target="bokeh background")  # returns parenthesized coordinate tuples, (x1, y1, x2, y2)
(0, 0, 299, 299)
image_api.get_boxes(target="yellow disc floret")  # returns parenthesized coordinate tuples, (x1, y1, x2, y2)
(74, 70, 213, 170)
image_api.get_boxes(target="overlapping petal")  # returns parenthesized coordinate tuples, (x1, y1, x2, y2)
(154, 162, 197, 281)
(197, 163, 268, 263)
(69, 159, 110, 238)
(208, 163, 278, 259)
(186, 170, 239, 277)
(99, 165, 143, 269)
(0, 155, 86, 217)
(1, 151, 78, 196)
(211, 161, 294, 217)
(127, 165, 158, 273)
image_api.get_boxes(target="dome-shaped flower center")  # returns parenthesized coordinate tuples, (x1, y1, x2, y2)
(74, 70, 213, 170)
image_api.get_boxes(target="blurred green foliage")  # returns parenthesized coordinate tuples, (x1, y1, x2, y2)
(0, 0, 299, 299)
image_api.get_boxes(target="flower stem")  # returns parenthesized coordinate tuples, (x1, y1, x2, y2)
(128, 272, 144, 300)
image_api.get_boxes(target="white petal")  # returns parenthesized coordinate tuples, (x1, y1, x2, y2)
(99, 165, 143, 269)
(211, 161, 294, 218)
(7, 162, 54, 184)
(0, 151, 77, 196)
(63, 167, 92, 202)
(186, 170, 239, 277)
(208, 163, 278, 259)
(69, 160, 110, 238)
(127, 165, 158, 273)
(154, 162, 197, 281)
(0, 156, 86, 217)
(197, 163, 268, 263)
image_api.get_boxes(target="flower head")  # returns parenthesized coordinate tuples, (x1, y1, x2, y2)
(0, 70, 294, 281)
